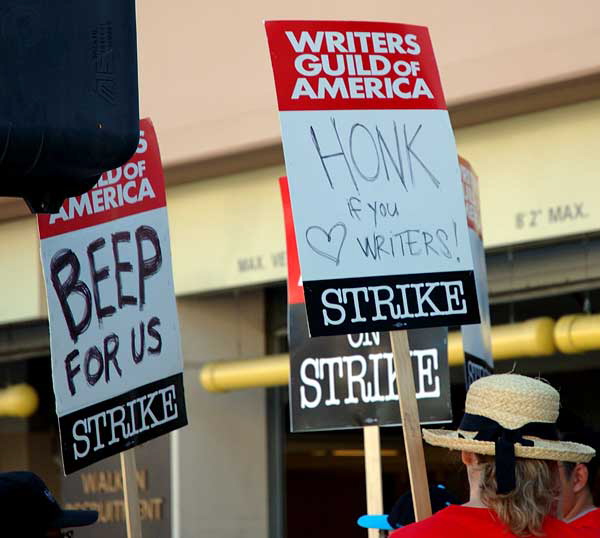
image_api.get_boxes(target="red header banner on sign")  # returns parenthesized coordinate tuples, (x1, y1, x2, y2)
(38, 118, 166, 239)
(265, 20, 446, 112)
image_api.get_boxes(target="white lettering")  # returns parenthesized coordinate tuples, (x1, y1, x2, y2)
(72, 194, 92, 219)
(291, 78, 317, 99)
(295, 53, 321, 76)
(443, 281, 467, 314)
(160, 385, 178, 421)
(342, 287, 369, 323)
(322, 289, 346, 326)
(106, 406, 130, 445)
(404, 34, 421, 55)
(91, 189, 105, 213)
(67, 385, 181, 465)
(87, 412, 107, 452)
(370, 285, 401, 320)
(414, 349, 441, 398)
(137, 177, 156, 201)
(342, 355, 369, 404)
(137, 392, 160, 432)
(285, 30, 324, 53)
(319, 357, 343, 406)
(411, 282, 442, 317)
(49, 205, 69, 224)
(299, 358, 322, 409)
(72, 419, 91, 460)
(296, 347, 442, 410)
(136, 130, 148, 153)
(123, 181, 137, 204)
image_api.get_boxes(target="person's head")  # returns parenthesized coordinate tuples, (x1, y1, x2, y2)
(558, 431, 599, 519)
(461, 450, 560, 535)
(0, 471, 98, 536)
(422, 374, 595, 536)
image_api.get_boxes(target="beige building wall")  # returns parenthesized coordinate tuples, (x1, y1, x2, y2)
(136, 0, 600, 165)
(2, 1, 599, 220)
(174, 291, 268, 538)
(0, 218, 45, 324)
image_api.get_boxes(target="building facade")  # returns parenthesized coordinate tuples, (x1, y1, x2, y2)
(2, 2, 600, 537)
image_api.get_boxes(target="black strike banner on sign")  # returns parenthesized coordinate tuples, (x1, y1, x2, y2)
(303, 271, 479, 337)
(61, 373, 186, 474)
(289, 302, 451, 431)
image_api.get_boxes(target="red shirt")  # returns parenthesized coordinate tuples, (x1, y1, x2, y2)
(569, 508, 600, 533)
(390, 505, 586, 537)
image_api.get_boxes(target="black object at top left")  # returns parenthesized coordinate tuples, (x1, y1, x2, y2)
(0, 0, 139, 213)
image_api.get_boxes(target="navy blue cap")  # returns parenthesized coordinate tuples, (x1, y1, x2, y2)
(0, 471, 98, 532)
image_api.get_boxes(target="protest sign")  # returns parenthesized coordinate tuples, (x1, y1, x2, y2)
(266, 20, 476, 521)
(281, 177, 451, 432)
(38, 119, 187, 475)
(459, 157, 493, 388)
(265, 20, 479, 338)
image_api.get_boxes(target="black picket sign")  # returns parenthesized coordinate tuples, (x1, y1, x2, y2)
(288, 302, 452, 432)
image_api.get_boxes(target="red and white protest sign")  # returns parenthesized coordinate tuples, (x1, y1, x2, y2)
(265, 21, 479, 338)
(38, 119, 187, 474)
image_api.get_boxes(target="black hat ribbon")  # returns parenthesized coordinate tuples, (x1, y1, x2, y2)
(458, 413, 559, 494)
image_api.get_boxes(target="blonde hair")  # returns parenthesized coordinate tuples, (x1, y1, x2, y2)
(477, 455, 559, 536)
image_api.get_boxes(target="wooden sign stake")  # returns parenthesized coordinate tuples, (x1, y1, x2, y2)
(390, 330, 432, 522)
(120, 448, 143, 538)
(363, 424, 384, 538)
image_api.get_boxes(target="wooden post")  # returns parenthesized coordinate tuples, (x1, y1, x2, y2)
(390, 330, 432, 522)
(363, 424, 383, 538)
(120, 448, 143, 538)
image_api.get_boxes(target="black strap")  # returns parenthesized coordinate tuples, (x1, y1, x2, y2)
(459, 413, 559, 494)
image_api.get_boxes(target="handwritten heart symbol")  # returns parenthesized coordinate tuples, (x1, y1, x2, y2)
(305, 222, 347, 265)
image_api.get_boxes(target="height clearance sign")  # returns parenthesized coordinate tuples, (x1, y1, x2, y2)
(265, 21, 480, 337)
(38, 119, 187, 474)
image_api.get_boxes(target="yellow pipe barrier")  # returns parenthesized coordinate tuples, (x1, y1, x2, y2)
(555, 314, 600, 353)
(199, 316, 594, 392)
(0, 384, 39, 418)
(447, 332, 464, 366)
(200, 354, 290, 393)
(492, 317, 556, 359)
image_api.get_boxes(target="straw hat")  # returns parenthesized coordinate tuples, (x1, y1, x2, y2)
(423, 374, 594, 464)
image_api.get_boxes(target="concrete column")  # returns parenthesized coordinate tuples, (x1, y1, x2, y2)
(173, 290, 268, 538)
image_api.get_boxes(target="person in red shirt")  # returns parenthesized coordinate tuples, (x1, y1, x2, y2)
(559, 431, 600, 533)
(390, 374, 595, 537)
